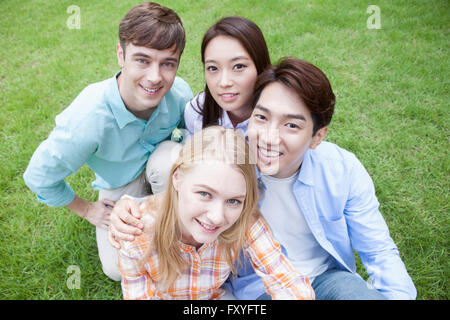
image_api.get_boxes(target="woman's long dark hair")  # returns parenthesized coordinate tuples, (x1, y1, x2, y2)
(193, 16, 271, 128)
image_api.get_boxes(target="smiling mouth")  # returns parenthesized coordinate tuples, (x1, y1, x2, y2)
(140, 84, 161, 95)
(258, 146, 282, 157)
(257, 146, 283, 164)
(220, 93, 238, 101)
(195, 218, 220, 233)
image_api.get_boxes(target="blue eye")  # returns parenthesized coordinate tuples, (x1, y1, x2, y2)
(199, 191, 211, 198)
(227, 199, 242, 206)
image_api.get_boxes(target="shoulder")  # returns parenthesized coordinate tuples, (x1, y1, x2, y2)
(55, 77, 115, 130)
(71, 77, 113, 112)
(185, 92, 205, 116)
(312, 141, 358, 162)
(119, 231, 152, 260)
(245, 214, 270, 242)
(299, 141, 371, 192)
(139, 194, 163, 222)
(168, 76, 193, 101)
(184, 92, 205, 133)
(82, 77, 112, 97)
(305, 141, 374, 194)
(308, 141, 362, 174)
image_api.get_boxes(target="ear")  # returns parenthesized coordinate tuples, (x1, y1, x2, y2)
(172, 168, 182, 191)
(116, 42, 124, 69)
(310, 126, 328, 150)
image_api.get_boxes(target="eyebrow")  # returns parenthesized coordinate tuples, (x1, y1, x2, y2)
(131, 53, 179, 63)
(195, 184, 246, 199)
(255, 104, 307, 121)
(205, 55, 251, 64)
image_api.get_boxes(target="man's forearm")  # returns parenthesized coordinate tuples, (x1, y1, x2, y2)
(66, 195, 90, 218)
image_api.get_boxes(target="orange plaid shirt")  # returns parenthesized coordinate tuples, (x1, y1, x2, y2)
(118, 215, 315, 300)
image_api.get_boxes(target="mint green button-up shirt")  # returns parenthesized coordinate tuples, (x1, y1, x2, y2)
(23, 72, 192, 207)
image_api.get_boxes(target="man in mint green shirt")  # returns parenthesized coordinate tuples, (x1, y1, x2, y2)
(23, 2, 192, 280)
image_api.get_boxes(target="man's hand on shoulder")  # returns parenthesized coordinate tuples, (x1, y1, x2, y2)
(108, 196, 144, 249)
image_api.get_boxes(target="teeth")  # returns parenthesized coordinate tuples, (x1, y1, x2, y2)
(142, 86, 158, 93)
(259, 148, 280, 157)
(198, 220, 217, 230)
(222, 93, 236, 97)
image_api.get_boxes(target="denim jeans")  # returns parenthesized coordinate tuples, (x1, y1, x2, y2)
(257, 268, 387, 300)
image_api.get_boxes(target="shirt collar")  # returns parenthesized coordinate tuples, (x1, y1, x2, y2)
(178, 239, 218, 254)
(297, 148, 314, 186)
(154, 93, 169, 117)
(255, 167, 265, 191)
(107, 71, 140, 129)
(221, 110, 249, 129)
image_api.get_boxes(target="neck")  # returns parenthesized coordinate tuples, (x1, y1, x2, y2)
(181, 233, 203, 250)
(227, 105, 252, 127)
(130, 108, 155, 121)
(116, 73, 155, 120)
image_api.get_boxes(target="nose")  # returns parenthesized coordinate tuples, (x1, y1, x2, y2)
(258, 126, 281, 148)
(219, 70, 232, 88)
(206, 202, 226, 226)
(145, 63, 162, 84)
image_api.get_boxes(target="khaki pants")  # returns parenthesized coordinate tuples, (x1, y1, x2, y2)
(96, 141, 183, 281)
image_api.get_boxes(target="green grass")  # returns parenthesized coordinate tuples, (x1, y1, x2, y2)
(0, 0, 448, 299)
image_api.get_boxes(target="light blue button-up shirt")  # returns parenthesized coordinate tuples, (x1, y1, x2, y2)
(228, 141, 417, 300)
(23, 72, 193, 207)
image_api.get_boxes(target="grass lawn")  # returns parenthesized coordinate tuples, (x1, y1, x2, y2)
(0, 0, 448, 299)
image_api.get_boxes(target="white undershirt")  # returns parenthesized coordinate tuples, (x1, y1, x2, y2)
(260, 172, 333, 283)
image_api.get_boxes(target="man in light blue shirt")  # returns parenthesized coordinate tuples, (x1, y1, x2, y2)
(230, 57, 416, 299)
(23, 2, 192, 281)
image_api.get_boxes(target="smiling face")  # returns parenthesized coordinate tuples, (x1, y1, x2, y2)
(248, 82, 327, 179)
(116, 43, 180, 119)
(172, 162, 247, 248)
(204, 35, 258, 124)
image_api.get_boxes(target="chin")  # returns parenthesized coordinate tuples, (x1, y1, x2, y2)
(257, 162, 281, 176)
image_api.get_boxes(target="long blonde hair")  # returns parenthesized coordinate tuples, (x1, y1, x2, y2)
(152, 126, 259, 286)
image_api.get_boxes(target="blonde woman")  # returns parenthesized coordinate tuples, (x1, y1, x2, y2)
(115, 126, 314, 299)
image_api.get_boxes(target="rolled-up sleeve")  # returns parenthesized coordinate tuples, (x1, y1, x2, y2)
(23, 122, 98, 207)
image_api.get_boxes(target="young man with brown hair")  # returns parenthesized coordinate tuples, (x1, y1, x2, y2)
(23, 2, 192, 281)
